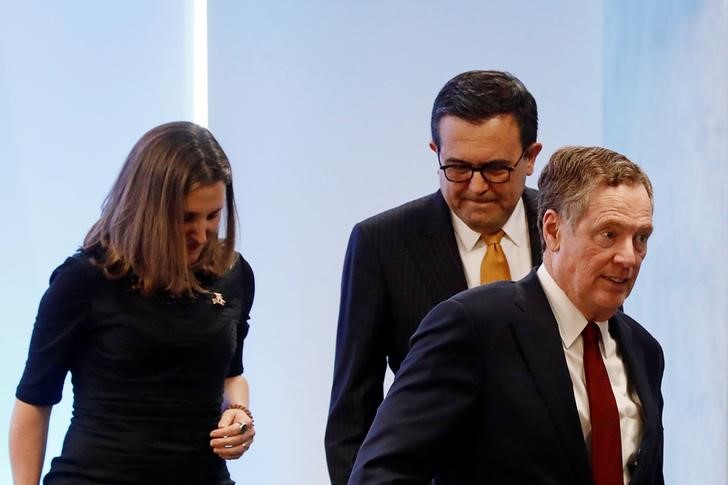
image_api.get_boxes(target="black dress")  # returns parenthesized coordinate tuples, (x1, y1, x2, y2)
(16, 251, 254, 485)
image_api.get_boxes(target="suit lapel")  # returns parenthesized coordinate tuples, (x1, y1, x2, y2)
(609, 315, 660, 484)
(609, 316, 660, 429)
(406, 191, 468, 303)
(510, 271, 592, 483)
(406, 189, 541, 304)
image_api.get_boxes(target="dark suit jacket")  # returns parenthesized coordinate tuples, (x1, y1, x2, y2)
(349, 270, 665, 485)
(325, 188, 542, 485)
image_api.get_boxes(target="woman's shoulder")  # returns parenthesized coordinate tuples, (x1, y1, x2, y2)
(218, 252, 254, 307)
(38, 250, 106, 310)
(50, 250, 104, 286)
(230, 251, 253, 282)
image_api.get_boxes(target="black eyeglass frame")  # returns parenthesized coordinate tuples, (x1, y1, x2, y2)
(437, 145, 530, 184)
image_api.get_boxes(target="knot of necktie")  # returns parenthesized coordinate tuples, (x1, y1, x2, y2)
(582, 321, 601, 346)
(482, 229, 506, 246)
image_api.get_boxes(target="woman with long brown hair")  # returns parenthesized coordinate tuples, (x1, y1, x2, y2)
(10, 121, 255, 484)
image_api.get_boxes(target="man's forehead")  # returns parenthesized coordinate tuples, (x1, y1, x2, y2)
(580, 183, 653, 225)
(437, 115, 522, 153)
(588, 212, 654, 230)
(438, 113, 518, 131)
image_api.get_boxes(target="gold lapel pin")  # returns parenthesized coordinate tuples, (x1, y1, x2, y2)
(211, 292, 226, 306)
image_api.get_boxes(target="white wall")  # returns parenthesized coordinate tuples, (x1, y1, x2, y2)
(0, 1, 195, 481)
(208, 1, 603, 482)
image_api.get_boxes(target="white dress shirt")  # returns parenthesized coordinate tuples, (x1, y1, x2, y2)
(451, 198, 533, 288)
(536, 264, 644, 485)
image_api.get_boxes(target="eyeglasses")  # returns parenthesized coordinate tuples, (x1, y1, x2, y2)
(438, 146, 529, 184)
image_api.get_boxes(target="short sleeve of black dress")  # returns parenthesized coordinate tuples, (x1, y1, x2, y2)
(16, 255, 96, 405)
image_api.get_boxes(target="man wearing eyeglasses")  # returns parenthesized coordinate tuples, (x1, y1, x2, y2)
(348, 146, 664, 485)
(325, 71, 543, 485)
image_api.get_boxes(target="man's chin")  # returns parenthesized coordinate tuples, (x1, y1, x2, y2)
(591, 299, 628, 321)
(461, 215, 507, 234)
(457, 203, 510, 231)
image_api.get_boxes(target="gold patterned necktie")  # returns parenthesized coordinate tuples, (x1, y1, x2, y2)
(480, 229, 511, 284)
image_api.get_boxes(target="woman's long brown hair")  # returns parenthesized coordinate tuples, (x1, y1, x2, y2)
(83, 121, 237, 296)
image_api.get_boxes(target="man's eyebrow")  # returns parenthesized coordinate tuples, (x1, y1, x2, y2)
(443, 157, 513, 165)
(594, 217, 654, 232)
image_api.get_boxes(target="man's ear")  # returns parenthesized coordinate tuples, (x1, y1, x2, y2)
(524, 142, 542, 176)
(429, 141, 439, 154)
(542, 209, 562, 252)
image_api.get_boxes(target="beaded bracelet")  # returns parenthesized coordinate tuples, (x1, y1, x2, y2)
(228, 403, 254, 425)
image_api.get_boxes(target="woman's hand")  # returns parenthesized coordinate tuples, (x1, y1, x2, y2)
(209, 407, 255, 460)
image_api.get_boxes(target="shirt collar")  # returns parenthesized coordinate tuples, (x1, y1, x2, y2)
(536, 264, 608, 349)
(451, 197, 527, 251)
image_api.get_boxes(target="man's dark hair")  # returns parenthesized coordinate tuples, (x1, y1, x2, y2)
(430, 70, 538, 150)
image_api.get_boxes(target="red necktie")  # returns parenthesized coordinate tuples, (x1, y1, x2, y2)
(582, 322, 623, 485)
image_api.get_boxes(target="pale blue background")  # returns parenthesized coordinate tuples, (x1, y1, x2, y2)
(1, 1, 726, 484)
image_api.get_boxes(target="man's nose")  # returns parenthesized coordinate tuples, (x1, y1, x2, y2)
(468, 170, 491, 193)
(614, 238, 637, 266)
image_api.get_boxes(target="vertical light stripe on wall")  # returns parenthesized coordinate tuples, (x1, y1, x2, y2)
(193, 0, 209, 127)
